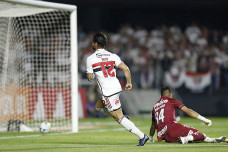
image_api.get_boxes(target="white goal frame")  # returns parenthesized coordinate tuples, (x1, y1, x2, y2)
(3, 0, 78, 133)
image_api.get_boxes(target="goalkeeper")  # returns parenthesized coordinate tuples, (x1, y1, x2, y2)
(149, 87, 227, 144)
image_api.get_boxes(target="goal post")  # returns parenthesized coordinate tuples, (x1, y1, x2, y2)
(70, 9, 78, 133)
(5, 0, 76, 11)
(0, 0, 78, 133)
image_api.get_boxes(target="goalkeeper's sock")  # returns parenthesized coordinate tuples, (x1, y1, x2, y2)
(118, 116, 144, 139)
(204, 137, 216, 143)
(204, 136, 226, 143)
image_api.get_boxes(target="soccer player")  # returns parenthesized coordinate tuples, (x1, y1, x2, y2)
(149, 87, 227, 144)
(86, 32, 149, 146)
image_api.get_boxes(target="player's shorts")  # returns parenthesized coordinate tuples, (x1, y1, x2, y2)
(164, 122, 199, 143)
(101, 93, 121, 112)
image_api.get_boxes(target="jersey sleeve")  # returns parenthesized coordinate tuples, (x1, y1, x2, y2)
(170, 99, 184, 110)
(86, 57, 93, 73)
(113, 54, 122, 67)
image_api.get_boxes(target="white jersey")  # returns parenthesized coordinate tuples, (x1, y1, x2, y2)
(86, 49, 122, 96)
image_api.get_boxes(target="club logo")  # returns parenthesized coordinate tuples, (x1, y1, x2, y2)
(96, 53, 102, 58)
(115, 100, 120, 105)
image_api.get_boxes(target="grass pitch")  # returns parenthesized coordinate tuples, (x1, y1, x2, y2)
(0, 117, 227, 152)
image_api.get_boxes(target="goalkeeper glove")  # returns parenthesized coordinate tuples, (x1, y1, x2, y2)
(197, 115, 212, 127)
(149, 136, 154, 142)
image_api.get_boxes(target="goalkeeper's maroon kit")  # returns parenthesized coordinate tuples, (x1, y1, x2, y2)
(152, 96, 205, 143)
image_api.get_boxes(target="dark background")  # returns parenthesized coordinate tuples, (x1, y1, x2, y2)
(42, 0, 228, 116)
(44, 0, 228, 32)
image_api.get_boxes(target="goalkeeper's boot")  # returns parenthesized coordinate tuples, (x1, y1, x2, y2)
(137, 134, 149, 146)
(178, 136, 189, 144)
(215, 136, 226, 143)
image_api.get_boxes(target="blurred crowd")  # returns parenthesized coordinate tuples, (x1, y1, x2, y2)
(78, 23, 228, 90)
(10, 26, 71, 88)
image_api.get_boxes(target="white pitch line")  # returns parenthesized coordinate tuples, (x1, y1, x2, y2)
(146, 144, 228, 147)
(1, 125, 226, 148)
(0, 134, 42, 139)
(25, 143, 228, 147)
(0, 131, 75, 139)
(0, 124, 137, 140)
(0, 135, 228, 147)
(0, 128, 126, 139)
(79, 127, 125, 133)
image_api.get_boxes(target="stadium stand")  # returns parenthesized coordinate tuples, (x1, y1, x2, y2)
(78, 23, 228, 90)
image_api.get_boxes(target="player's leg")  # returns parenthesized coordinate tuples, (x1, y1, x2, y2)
(95, 96, 109, 115)
(96, 96, 130, 119)
(109, 108, 123, 121)
(95, 96, 105, 109)
(178, 131, 205, 144)
(204, 135, 226, 143)
(178, 130, 226, 144)
(166, 123, 205, 144)
(110, 109, 143, 137)
(107, 99, 144, 138)
(103, 94, 148, 146)
(109, 108, 149, 146)
(105, 97, 144, 139)
(178, 132, 227, 144)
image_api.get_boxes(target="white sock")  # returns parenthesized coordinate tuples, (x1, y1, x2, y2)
(118, 116, 144, 139)
(188, 135, 194, 141)
(204, 136, 215, 143)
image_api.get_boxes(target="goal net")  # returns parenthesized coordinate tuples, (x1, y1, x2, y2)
(0, 0, 78, 132)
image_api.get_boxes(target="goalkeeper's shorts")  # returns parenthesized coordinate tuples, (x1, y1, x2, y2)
(164, 122, 199, 143)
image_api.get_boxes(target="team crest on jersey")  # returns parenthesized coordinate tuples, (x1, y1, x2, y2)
(96, 53, 102, 58)
(115, 100, 120, 105)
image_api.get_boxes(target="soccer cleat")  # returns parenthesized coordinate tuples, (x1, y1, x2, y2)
(137, 134, 149, 146)
(178, 136, 189, 144)
(214, 136, 226, 143)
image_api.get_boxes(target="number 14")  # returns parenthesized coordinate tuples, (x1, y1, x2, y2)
(155, 108, 165, 124)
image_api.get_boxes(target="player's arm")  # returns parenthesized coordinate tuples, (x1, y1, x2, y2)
(86, 57, 94, 82)
(149, 119, 156, 142)
(180, 106, 212, 126)
(118, 62, 132, 91)
(87, 73, 94, 82)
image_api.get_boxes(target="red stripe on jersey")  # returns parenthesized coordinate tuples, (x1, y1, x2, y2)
(92, 61, 116, 68)
(92, 62, 100, 68)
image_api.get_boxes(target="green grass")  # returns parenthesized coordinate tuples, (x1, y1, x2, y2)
(0, 117, 227, 152)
